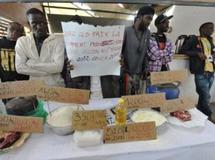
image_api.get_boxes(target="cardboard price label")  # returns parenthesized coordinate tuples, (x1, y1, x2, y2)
(72, 110, 107, 130)
(37, 86, 90, 104)
(150, 69, 188, 85)
(0, 115, 43, 133)
(104, 122, 156, 143)
(160, 97, 196, 113)
(122, 93, 165, 109)
(0, 80, 44, 99)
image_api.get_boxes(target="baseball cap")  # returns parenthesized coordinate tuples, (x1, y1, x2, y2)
(155, 14, 173, 26)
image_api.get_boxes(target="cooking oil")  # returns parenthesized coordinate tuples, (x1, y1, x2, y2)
(115, 98, 127, 126)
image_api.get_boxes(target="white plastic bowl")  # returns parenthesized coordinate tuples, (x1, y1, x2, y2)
(47, 106, 76, 136)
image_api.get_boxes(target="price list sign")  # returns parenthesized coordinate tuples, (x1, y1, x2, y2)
(72, 110, 107, 130)
(122, 93, 165, 109)
(160, 97, 196, 113)
(104, 122, 156, 143)
(0, 115, 43, 133)
(150, 69, 188, 85)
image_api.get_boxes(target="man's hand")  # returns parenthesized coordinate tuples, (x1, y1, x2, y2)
(119, 58, 124, 66)
(26, 59, 37, 67)
(66, 59, 74, 70)
(141, 71, 149, 80)
(197, 52, 206, 61)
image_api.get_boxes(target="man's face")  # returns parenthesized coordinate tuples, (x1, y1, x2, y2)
(204, 24, 214, 37)
(28, 14, 48, 38)
(7, 24, 24, 41)
(138, 14, 153, 30)
(157, 19, 170, 33)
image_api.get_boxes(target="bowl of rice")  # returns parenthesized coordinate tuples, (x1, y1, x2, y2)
(46, 106, 76, 136)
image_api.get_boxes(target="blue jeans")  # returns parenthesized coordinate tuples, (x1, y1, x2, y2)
(195, 73, 214, 116)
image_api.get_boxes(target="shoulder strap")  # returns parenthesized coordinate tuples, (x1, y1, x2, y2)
(152, 33, 167, 50)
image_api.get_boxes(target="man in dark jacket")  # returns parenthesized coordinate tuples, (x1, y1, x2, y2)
(121, 6, 155, 95)
(181, 22, 215, 120)
(0, 22, 29, 104)
(0, 22, 29, 82)
(63, 75, 120, 99)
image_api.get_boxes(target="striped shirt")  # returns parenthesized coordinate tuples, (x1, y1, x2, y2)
(147, 35, 174, 72)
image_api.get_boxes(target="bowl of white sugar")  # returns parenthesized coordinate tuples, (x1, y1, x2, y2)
(47, 106, 75, 136)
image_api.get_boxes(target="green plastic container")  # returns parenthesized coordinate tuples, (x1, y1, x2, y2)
(25, 101, 48, 122)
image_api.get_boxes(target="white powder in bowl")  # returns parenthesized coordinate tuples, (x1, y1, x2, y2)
(131, 109, 167, 127)
(47, 107, 74, 127)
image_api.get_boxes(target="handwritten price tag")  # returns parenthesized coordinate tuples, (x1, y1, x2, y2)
(122, 93, 165, 109)
(37, 86, 90, 104)
(0, 80, 44, 99)
(160, 97, 196, 113)
(150, 69, 188, 85)
(72, 110, 107, 130)
(0, 115, 43, 133)
(104, 122, 156, 143)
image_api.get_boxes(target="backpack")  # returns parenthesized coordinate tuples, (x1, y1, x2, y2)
(175, 35, 195, 54)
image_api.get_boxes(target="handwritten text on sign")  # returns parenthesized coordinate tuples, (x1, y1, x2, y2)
(160, 97, 196, 113)
(37, 86, 90, 104)
(150, 69, 188, 85)
(72, 110, 107, 130)
(122, 93, 166, 109)
(0, 115, 43, 133)
(104, 122, 156, 143)
(62, 22, 124, 77)
(0, 80, 44, 99)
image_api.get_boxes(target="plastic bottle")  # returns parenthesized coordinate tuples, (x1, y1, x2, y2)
(115, 98, 127, 126)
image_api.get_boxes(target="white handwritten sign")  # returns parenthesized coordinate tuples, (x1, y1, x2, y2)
(62, 22, 124, 77)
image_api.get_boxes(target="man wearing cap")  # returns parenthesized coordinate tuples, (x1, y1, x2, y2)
(148, 14, 174, 72)
(181, 22, 215, 122)
(121, 6, 155, 95)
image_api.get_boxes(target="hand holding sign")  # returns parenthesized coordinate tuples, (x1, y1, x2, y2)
(66, 58, 74, 70)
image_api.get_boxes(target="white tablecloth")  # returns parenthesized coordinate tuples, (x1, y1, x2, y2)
(2, 99, 215, 160)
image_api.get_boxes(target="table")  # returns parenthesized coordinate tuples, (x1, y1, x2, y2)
(2, 99, 215, 160)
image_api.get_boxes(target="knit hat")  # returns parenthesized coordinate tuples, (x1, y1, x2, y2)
(137, 6, 155, 17)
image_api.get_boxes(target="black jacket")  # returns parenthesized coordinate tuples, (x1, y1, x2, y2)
(0, 37, 29, 82)
(61, 52, 120, 98)
(181, 35, 215, 74)
(66, 76, 120, 98)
